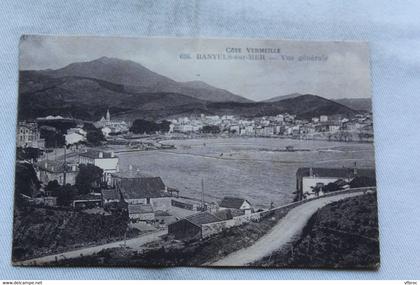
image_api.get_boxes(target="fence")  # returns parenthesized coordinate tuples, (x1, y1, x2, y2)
(200, 187, 376, 239)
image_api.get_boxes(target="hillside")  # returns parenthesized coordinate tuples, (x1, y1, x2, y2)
(39, 57, 251, 103)
(18, 71, 209, 121)
(334, 98, 372, 112)
(12, 206, 139, 262)
(263, 93, 303, 102)
(206, 95, 357, 119)
(18, 58, 358, 121)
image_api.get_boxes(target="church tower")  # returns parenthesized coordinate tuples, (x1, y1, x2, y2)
(106, 109, 110, 121)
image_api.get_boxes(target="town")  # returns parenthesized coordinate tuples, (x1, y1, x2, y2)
(168, 112, 373, 142)
(13, 107, 377, 264)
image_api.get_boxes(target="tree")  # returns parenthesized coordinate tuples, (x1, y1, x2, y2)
(82, 123, 105, 146)
(40, 127, 65, 148)
(14, 162, 41, 206)
(75, 164, 104, 194)
(323, 182, 341, 193)
(56, 184, 78, 206)
(16, 147, 43, 162)
(201, 125, 221, 134)
(46, 180, 61, 197)
(349, 176, 376, 188)
(159, 120, 171, 133)
(86, 130, 105, 146)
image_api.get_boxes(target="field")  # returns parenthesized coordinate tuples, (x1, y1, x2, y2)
(114, 137, 375, 209)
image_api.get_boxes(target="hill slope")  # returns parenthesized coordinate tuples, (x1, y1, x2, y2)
(18, 61, 358, 121)
(333, 98, 372, 112)
(39, 57, 251, 103)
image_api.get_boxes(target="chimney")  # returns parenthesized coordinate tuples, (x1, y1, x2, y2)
(72, 165, 77, 172)
(309, 167, 313, 177)
(111, 151, 115, 158)
(129, 164, 133, 171)
(45, 161, 48, 168)
(99, 151, 103, 158)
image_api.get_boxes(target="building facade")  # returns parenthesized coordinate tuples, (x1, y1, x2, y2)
(79, 150, 119, 185)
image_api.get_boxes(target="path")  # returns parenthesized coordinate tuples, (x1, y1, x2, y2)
(17, 229, 167, 266)
(212, 192, 365, 266)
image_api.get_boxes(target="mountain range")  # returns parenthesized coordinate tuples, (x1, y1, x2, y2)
(264, 93, 372, 112)
(18, 57, 362, 121)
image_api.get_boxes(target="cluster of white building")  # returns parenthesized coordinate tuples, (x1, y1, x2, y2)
(168, 113, 373, 137)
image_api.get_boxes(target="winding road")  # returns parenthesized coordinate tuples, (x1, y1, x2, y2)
(212, 192, 366, 266)
(17, 229, 167, 266)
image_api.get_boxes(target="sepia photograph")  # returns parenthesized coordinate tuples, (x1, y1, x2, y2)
(12, 35, 378, 269)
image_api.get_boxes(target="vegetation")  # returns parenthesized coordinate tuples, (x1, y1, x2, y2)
(40, 127, 65, 148)
(83, 123, 105, 146)
(16, 147, 43, 162)
(14, 162, 41, 205)
(48, 218, 277, 267)
(130, 119, 170, 134)
(254, 193, 379, 269)
(75, 164, 103, 195)
(12, 206, 137, 262)
(201, 125, 221, 134)
(350, 176, 376, 188)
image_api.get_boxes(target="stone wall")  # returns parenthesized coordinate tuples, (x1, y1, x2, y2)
(200, 187, 375, 239)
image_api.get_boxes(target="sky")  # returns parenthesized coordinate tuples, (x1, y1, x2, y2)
(19, 35, 372, 101)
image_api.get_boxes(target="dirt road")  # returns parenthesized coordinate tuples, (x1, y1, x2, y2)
(212, 192, 365, 266)
(17, 229, 167, 266)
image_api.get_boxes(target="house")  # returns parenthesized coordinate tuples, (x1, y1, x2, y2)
(128, 204, 155, 223)
(219, 196, 253, 215)
(111, 169, 167, 205)
(72, 193, 102, 208)
(36, 160, 78, 185)
(296, 167, 376, 200)
(79, 150, 119, 185)
(16, 121, 45, 149)
(155, 210, 177, 226)
(101, 126, 112, 137)
(168, 212, 221, 240)
(65, 132, 86, 145)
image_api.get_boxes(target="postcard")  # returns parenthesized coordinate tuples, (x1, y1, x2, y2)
(13, 35, 378, 268)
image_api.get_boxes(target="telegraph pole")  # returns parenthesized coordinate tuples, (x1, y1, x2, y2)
(63, 145, 67, 186)
(201, 178, 205, 211)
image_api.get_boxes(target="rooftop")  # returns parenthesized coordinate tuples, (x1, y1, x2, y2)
(36, 160, 78, 173)
(219, 196, 250, 209)
(184, 212, 221, 226)
(116, 176, 166, 199)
